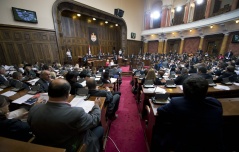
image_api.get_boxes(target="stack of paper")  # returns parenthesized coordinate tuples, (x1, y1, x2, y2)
(12, 94, 34, 104)
(214, 85, 230, 90)
(110, 78, 117, 83)
(80, 81, 86, 87)
(27, 78, 40, 85)
(155, 87, 166, 94)
(70, 96, 94, 113)
(1, 91, 17, 97)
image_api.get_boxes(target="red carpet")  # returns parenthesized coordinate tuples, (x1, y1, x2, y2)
(121, 65, 130, 72)
(105, 76, 148, 152)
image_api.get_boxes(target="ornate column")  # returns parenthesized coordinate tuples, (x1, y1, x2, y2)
(163, 39, 168, 54)
(144, 40, 148, 53)
(219, 33, 229, 55)
(231, 0, 239, 11)
(166, 5, 172, 27)
(144, 11, 151, 30)
(158, 40, 164, 54)
(188, 2, 195, 23)
(205, 0, 212, 18)
(179, 38, 184, 54)
(160, 5, 168, 27)
(198, 36, 204, 50)
(184, 1, 190, 23)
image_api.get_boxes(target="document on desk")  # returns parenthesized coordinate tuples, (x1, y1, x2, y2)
(110, 78, 117, 83)
(155, 87, 166, 94)
(95, 77, 100, 81)
(214, 85, 230, 90)
(70, 96, 94, 113)
(1, 91, 17, 97)
(27, 78, 40, 85)
(80, 81, 86, 87)
(12, 94, 34, 104)
(234, 82, 239, 86)
(143, 87, 156, 93)
(0, 88, 3, 91)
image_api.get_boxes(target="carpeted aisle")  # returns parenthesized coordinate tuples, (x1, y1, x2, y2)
(105, 76, 148, 152)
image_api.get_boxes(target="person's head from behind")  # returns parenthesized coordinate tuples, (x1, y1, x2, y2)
(181, 68, 188, 75)
(40, 70, 51, 81)
(12, 72, 23, 80)
(0, 95, 10, 117)
(0, 67, 6, 75)
(183, 76, 208, 101)
(146, 68, 156, 80)
(198, 66, 207, 74)
(48, 79, 71, 101)
(65, 71, 78, 83)
(226, 65, 235, 73)
(86, 78, 97, 90)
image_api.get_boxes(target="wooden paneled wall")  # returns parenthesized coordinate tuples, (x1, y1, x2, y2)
(0, 25, 58, 65)
(60, 15, 121, 63)
(127, 40, 143, 56)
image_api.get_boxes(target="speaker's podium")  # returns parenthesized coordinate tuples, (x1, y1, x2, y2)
(114, 8, 124, 17)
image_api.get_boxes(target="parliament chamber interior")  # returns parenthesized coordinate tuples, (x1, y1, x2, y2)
(0, 0, 239, 152)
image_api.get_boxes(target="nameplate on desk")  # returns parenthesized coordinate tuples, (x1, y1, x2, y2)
(70, 96, 94, 113)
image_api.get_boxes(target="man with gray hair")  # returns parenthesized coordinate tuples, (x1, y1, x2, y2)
(35, 70, 51, 92)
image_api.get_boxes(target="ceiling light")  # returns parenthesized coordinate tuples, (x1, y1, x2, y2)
(150, 11, 160, 19)
(77, 14, 81, 17)
(196, 0, 204, 5)
(190, 29, 192, 32)
(176, 6, 182, 12)
(93, 18, 96, 21)
(210, 25, 213, 28)
(115, 24, 118, 26)
(105, 21, 108, 24)
(236, 20, 239, 23)
(172, 32, 175, 34)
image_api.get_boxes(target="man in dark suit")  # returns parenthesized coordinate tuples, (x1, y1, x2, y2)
(10, 72, 30, 90)
(0, 67, 8, 85)
(154, 76, 223, 152)
(197, 66, 213, 80)
(65, 71, 83, 95)
(87, 78, 120, 120)
(27, 79, 103, 152)
(35, 70, 51, 92)
(224, 50, 233, 59)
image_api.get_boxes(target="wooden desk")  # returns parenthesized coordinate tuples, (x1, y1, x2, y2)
(0, 136, 66, 152)
(145, 98, 239, 151)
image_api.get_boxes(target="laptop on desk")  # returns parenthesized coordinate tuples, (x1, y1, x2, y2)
(143, 80, 154, 88)
(11, 81, 24, 92)
(152, 93, 170, 104)
(165, 80, 176, 88)
(0, 81, 10, 89)
(221, 78, 233, 85)
(206, 79, 217, 87)
(27, 85, 40, 95)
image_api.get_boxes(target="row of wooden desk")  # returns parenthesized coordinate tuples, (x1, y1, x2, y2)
(0, 86, 108, 152)
(132, 75, 239, 152)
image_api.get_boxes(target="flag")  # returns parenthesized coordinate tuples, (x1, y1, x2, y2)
(100, 45, 102, 55)
(88, 45, 91, 55)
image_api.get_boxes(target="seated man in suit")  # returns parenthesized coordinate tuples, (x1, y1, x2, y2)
(0, 95, 32, 141)
(10, 72, 30, 90)
(27, 79, 103, 152)
(174, 68, 190, 85)
(65, 71, 83, 95)
(23, 64, 37, 80)
(35, 70, 51, 92)
(87, 78, 120, 120)
(215, 65, 237, 83)
(0, 67, 8, 85)
(154, 76, 223, 152)
(197, 66, 213, 80)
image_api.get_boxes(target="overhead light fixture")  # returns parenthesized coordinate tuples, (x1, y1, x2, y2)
(190, 29, 192, 32)
(150, 11, 160, 19)
(110, 25, 113, 28)
(172, 32, 175, 34)
(115, 24, 118, 26)
(77, 14, 81, 17)
(176, 6, 182, 12)
(93, 18, 96, 21)
(236, 20, 239, 23)
(105, 21, 108, 24)
(72, 16, 76, 19)
(210, 25, 213, 28)
(196, 0, 204, 5)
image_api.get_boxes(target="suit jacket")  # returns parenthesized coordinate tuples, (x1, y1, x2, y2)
(88, 89, 112, 104)
(10, 79, 30, 90)
(69, 81, 83, 95)
(0, 114, 31, 141)
(0, 74, 8, 85)
(174, 74, 190, 85)
(27, 102, 101, 152)
(35, 78, 49, 93)
(156, 96, 223, 152)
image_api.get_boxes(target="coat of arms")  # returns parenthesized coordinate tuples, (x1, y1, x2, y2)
(91, 33, 97, 42)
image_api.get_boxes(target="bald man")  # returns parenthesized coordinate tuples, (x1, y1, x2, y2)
(35, 70, 51, 92)
(28, 79, 103, 152)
